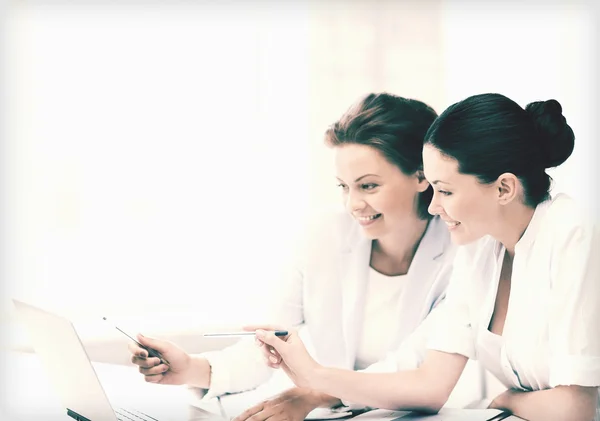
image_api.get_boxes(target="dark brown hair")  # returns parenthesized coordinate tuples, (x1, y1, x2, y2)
(425, 93, 574, 207)
(325, 93, 438, 219)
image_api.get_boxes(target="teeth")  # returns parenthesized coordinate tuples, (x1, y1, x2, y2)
(445, 221, 460, 227)
(357, 214, 379, 221)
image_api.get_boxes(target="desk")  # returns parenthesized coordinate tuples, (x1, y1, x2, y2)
(0, 351, 526, 421)
(0, 350, 225, 421)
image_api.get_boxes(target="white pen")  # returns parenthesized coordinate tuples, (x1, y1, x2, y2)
(203, 330, 288, 338)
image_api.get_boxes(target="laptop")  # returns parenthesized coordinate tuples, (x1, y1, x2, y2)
(12, 299, 191, 421)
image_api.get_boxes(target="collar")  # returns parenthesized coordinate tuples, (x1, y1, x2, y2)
(514, 195, 554, 253)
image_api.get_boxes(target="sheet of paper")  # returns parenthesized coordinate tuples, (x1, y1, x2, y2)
(351, 409, 411, 420)
(353, 408, 505, 421)
(305, 407, 353, 420)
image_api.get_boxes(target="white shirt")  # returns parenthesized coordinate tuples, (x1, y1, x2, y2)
(354, 268, 407, 370)
(428, 194, 600, 419)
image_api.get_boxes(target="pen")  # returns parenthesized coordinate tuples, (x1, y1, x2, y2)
(102, 317, 170, 366)
(203, 331, 288, 337)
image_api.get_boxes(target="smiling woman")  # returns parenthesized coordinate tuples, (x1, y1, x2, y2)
(423, 94, 575, 248)
(333, 144, 429, 273)
(421, 93, 600, 421)
(325, 94, 437, 276)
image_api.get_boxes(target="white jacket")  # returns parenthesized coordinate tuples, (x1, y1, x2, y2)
(199, 211, 455, 401)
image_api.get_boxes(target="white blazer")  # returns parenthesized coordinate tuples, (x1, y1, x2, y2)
(200, 212, 455, 400)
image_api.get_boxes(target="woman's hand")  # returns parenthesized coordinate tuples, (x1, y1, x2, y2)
(244, 325, 321, 389)
(129, 334, 199, 386)
(232, 387, 328, 421)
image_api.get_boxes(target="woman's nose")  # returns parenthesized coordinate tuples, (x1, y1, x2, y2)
(346, 191, 366, 214)
(428, 194, 441, 216)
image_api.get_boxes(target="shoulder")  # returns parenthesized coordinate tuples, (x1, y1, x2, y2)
(545, 193, 595, 223)
(539, 194, 598, 243)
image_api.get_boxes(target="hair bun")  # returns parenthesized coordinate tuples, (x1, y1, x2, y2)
(525, 99, 575, 168)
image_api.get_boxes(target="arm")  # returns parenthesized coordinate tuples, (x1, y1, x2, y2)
(255, 327, 468, 413)
(490, 386, 598, 421)
(252, 246, 477, 412)
(234, 301, 453, 421)
(333, 297, 449, 412)
(309, 350, 467, 412)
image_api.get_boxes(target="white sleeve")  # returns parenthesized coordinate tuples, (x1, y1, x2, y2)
(197, 234, 307, 399)
(199, 337, 273, 399)
(548, 219, 600, 387)
(426, 246, 476, 359)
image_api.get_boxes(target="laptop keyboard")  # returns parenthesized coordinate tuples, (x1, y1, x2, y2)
(115, 407, 159, 421)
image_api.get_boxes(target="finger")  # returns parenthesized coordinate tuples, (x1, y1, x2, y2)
(255, 330, 288, 354)
(144, 373, 164, 384)
(131, 356, 162, 368)
(266, 347, 281, 364)
(267, 345, 281, 358)
(258, 343, 274, 361)
(259, 344, 281, 364)
(232, 402, 265, 421)
(136, 333, 170, 354)
(139, 363, 169, 376)
(128, 342, 148, 358)
(263, 354, 281, 369)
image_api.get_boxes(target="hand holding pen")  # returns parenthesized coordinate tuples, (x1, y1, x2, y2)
(128, 333, 196, 386)
(244, 324, 321, 390)
(103, 317, 194, 386)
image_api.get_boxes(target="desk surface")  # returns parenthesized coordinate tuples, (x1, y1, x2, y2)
(1, 350, 525, 421)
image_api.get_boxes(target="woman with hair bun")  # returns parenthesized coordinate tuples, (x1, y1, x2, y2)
(250, 93, 600, 421)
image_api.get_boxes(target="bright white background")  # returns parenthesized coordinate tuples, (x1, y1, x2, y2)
(1, 0, 598, 346)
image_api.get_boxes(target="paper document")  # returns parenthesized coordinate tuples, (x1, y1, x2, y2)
(305, 407, 353, 420)
(353, 408, 507, 420)
(351, 409, 410, 420)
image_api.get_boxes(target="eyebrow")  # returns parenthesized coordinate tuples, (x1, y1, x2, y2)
(336, 174, 381, 183)
(431, 180, 450, 185)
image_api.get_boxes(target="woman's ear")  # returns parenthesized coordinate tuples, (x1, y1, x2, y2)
(415, 170, 430, 193)
(495, 172, 519, 205)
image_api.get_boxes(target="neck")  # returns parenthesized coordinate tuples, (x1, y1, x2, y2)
(493, 202, 536, 257)
(371, 217, 429, 275)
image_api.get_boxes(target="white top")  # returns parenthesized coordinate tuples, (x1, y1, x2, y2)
(428, 194, 600, 419)
(354, 269, 407, 370)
